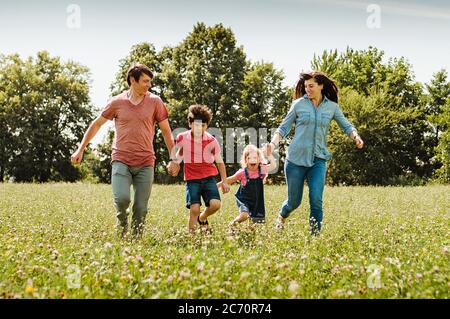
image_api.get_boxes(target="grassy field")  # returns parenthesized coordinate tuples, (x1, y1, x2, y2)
(0, 183, 448, 299)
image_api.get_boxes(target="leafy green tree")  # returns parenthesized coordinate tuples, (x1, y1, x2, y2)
(312, 47, 385, 95)
(312, 46, 423, 106)
(0, 52, 95, 182)
(311, 49, 340, 77)
(425, 70, 450, 140)
(0, 70, 14, 181)
(160, 22, 247, 130)
(433, 98, 450, 183)
(421, 70, 450, 180)
(327, 89, 426, 185)
(240, 61, 291, 129)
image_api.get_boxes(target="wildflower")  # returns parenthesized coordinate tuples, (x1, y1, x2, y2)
(178, 269, 191, 280)
(167, 275, 174, 284)
(240, 272, 250, 280)
(332, 265, 340, 274)
(135, 255, 144, 263)
(288, 281, 299, 293)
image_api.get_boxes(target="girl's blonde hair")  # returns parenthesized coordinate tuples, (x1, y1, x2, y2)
(240, 144, 266, 168)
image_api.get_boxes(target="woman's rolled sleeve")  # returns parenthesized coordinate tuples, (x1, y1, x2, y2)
(276, 102, 297, 138)
(334, 104, 355, 135)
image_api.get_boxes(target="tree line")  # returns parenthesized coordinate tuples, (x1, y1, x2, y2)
(0, 23, 449, 185)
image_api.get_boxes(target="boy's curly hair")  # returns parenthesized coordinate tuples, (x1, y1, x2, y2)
(187, 105, 213, 125)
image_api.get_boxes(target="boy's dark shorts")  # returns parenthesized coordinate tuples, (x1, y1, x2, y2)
(185, 176, 221, 209)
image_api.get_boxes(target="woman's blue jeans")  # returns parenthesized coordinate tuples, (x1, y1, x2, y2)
(279, 158, 326, 234)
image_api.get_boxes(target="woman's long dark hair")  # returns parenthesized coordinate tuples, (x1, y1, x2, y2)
(294, 71, 339, 103)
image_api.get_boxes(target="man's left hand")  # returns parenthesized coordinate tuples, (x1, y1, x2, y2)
(167, 161, 180, 176)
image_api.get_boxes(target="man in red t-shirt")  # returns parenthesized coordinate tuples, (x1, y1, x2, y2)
(171, 105, 230, 233)
(71, 63, 179, 238)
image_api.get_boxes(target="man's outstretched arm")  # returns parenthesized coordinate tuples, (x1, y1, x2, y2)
(71, 115, 108, 165)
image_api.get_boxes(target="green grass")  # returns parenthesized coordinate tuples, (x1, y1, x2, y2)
(0, 183, 449, 298)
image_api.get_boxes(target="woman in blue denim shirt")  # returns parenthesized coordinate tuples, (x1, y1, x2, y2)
(266, 71, 364, 235)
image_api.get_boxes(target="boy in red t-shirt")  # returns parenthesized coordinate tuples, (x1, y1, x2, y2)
(171, 105, 230, 233)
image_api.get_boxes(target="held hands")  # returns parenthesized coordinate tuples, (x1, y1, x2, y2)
(167, 160, 180, 176)
(217, 181, 230, 194)
(263, 142, 274, 157)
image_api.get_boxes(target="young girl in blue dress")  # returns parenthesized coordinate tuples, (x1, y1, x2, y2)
(218, 144, 276, 227)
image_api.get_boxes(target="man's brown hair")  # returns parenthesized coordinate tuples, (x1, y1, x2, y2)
(127, 63, 154, 86)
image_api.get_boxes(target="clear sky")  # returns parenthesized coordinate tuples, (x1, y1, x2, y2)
(1, 0, 449, 144)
